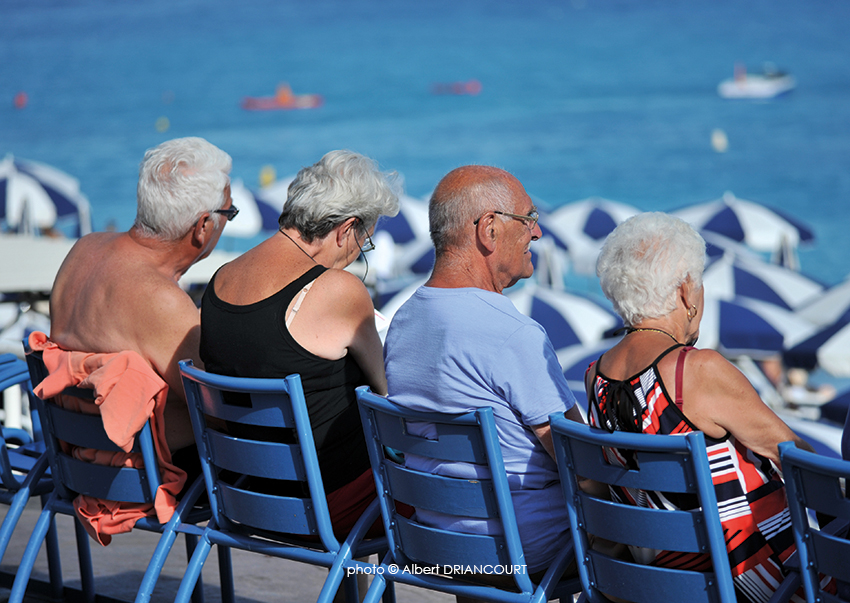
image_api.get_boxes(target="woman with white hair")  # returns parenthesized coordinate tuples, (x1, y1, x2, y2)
(199, 150, 400, 535)
(589, 212, 827, 603)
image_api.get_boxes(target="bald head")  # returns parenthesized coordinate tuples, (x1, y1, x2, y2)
(429, 165, 519, 256)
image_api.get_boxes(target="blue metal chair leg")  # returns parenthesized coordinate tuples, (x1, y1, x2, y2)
(0, 491, 30, 562)
(174, 532, 214, 603)
(217, 545, 235, 603)
(185, 533, 205, 603)
(73, 517, 96, 603)
(8, 503, 56, 603)
(43, 513, 64, 600)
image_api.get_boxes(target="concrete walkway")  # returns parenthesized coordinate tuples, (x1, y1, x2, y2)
(0, 499, 453, 603)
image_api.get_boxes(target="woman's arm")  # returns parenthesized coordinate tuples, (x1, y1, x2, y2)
(289, 269, 387, 395)
(678, 349, 814, 465)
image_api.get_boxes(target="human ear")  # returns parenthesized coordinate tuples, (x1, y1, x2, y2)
(475, 214, 498, 252)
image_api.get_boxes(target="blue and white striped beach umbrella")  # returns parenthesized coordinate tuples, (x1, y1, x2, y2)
(702, 255, 824, 311)
(507, 284, 622, 351)
(796, 276, 850, 328)
(672, 191, 815, 254)
(541, 197, 640, 275)
(785, 320, 850, 377)
(0, 154, 92, 237)
(698, 296, 815, 358)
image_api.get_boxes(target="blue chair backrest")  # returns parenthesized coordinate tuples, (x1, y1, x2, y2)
(356, 386, 538, 594)
(779, 441, 850, 603)
(24, 349, 162, 504)
(549, 414, 736, 603)
(178, 360, 342, 551)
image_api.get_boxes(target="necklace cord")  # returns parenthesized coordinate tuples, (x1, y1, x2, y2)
(627, 327, 680, 345)
(279, 228, 317, 263)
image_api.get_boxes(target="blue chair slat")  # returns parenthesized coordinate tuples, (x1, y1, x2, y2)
(578, 496, 709, 552)
(368, 409, 489, 464)
(356, 386, 581, 603)
(779, 441, 850, 603)
(176, 360, 389, 603)
(13, 347, 215, 603)
(393, 516, 508, 566)
(384, 462, 498, 517)
(205, 429, 306, 480)
(216, 484, 318, 535)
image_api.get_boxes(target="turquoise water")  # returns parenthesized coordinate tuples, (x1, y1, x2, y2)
(2, 0, 849, 284)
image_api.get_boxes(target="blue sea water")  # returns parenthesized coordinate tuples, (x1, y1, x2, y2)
(2, 0, 849, 285)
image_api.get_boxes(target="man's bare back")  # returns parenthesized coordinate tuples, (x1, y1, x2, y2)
(49, 231, 210, 451)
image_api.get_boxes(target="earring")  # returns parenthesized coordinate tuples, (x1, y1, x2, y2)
(687, 305, 697, 320)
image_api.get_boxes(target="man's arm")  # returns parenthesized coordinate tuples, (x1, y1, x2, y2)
(531, 405, 585, 460)
(136, 285, 203, 451)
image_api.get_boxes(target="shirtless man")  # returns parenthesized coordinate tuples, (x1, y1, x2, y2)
(48, 137, 234, 453)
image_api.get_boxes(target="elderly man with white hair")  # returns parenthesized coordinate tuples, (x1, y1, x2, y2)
(48, 136, 235, 456)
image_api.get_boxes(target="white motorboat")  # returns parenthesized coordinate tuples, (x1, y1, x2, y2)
(718, 63, 796, 99)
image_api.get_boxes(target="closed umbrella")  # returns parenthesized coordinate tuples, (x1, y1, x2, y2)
(0, 154, 92, 237)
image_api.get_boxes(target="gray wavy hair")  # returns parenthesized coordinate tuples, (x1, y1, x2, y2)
(278, 150, 400, 242)
(134, 137, 232, 241)
(596, 212, 706, 326)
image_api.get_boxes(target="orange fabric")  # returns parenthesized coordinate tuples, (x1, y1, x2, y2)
(28, 331, 187, 545)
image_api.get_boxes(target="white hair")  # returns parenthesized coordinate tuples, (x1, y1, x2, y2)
(134, 137, 232, 241)
(596, 212, 706, 326)
(278, 150, 400, 242)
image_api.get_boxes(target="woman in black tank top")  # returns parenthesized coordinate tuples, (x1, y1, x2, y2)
(199, 150, 400, 534)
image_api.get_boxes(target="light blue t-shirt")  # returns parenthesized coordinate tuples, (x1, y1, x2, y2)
(384, 286, 577, 573)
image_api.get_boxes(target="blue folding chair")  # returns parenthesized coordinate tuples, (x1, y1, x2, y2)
(355, 386, 581, 603)
(12, 347, 217, 603)
(549, 414, 801, 603)
(0, 353, 59, 590)
(176, 360, 389, 603)
(779, 441, 850, 603)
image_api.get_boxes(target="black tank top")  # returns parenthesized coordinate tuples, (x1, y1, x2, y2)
(200, 264, 370, 492)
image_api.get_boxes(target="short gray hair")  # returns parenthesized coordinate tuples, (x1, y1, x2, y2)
(596, 212, 706, 326)
(278, 150, 400, 242)
(429, 167, 514, 256)
(134, 137, 232, 241)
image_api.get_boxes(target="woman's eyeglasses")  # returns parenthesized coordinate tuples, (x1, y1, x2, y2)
(355, 219, 375, 253)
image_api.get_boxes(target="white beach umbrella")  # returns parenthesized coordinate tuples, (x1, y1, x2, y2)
(542, 198, 640, 275)
(0, 154, 92, 237)
(672, 191, 814, 254)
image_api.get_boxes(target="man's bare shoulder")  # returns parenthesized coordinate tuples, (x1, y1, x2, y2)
(50, 231, 199, 355)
